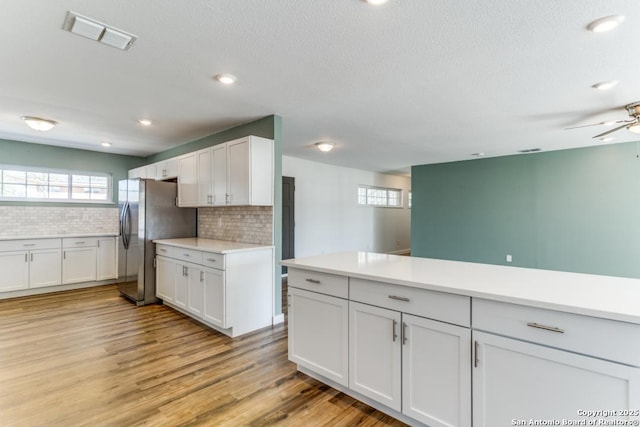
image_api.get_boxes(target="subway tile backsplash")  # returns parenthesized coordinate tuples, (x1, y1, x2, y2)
(198, 206, 273, 245)
(0, 206, 119, 238)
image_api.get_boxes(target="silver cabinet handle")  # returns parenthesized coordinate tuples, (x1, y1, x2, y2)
(206, 258, 216, 262)
(25, 253, 28, 262)
(23, 244, 35, 247)
(402, 322, 408, 345)
(388, 295, 410, 302)
(63, 251, 66, 259)
(527, 322, 565, 334)
(75, 241, 86, 245)
(392, 319, 398, 342)
(30, 253, 33, 262)
(200, 271, 204, 282)
(185, 267, 189, 277)
(159, 248, 167, 253)
(183, 253, 190, 257)
(474, 341, 479, 368)
(305, 278, 320, 284)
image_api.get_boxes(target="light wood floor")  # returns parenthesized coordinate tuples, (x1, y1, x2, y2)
(0, 284, 407, 427)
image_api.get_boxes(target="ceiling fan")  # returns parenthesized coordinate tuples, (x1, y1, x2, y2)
(565, 102, 640, 139)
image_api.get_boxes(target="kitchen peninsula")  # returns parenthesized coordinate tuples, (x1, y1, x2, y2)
(282, 252, 640, 427)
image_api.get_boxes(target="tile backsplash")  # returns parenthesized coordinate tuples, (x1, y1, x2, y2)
(0, 206, 119, 238)
(198, 206, 273, 245)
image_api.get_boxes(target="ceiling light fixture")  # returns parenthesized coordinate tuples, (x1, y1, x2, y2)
(592, 80, 619, 90)
(587, 15, 625, 33)
(628, 123, 640, 134)
(599, 137, 614, 142)
(21, 116, 57, 131)
(315, 142, 335, 152)
(471, 152, 485, 157)
(138, 119, 152, 126)
(101, 141, 112, 147)
(214, 74, 237, 85)
(363, 0, 389, 5)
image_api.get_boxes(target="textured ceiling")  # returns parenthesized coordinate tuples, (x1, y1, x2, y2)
(1, 0, 639, 174)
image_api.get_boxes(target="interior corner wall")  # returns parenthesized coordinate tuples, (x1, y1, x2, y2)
(282, 155, 411, 258)
(410, 141, 640, 279)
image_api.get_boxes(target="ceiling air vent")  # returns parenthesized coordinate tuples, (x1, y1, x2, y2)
(63, 11, 137, 50)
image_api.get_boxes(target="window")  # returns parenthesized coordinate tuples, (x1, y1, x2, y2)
(357, 185, 403, 207)
(0, 165, 112, 203)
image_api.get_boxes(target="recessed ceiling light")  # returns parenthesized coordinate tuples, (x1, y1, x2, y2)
(587, 15, 625, 33)
(603, 121, 617, 126)
(101, 141, 112, 147)
(363, 0, 389, 5)
(138, 119, 152, 126)
(599, 137, 614, 142)
(21, 116, 57, 131)
(592, 80, 619, 90)
(471, 152, 485, 157)
(214, 73, 237, 85)
(315, 141, 335, 152)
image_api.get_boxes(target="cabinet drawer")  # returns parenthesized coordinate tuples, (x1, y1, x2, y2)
(288, 268, 348, 299)
(202, 252, 225, 270)
(0, 238, 61, 251)
(350, 278, 470, 327)
(173, 248, 202, 264)
(473, 299, 640, 367)
(155, 244, 174, 257)
(63, 237, 98, 248)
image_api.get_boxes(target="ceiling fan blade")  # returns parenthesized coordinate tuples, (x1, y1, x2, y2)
(565, 119, 632, 130)
(592, 123, 629, 139)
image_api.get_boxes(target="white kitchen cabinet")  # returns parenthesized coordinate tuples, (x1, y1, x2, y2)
(154, 157, 178, 180)
(196, 147, 213, 205)
(154, 239, 274, 337)
(0, 251, 29, 292)
(403, 314, 471, 427)
(226, 136, 273, 206)
(96, 237, 117, 280)
(62, 238, 98, 284)
(473, 331, 640, 426)
(177, 152, 198, 207)
(349, 301, 402, 411)
(288, 287, 349, 387)
(211, 144, 227, 206)
(128, 166, 145, 179)
(155, 255, 175, 303)
(203, 266, 225, 327)
(29, 249, 63, 288)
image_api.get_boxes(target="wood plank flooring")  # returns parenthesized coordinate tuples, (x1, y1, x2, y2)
(0, 285, 407, 427)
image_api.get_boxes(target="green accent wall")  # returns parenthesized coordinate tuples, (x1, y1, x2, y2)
(0, 138, 144, 207)
(411, 142, 640, 279)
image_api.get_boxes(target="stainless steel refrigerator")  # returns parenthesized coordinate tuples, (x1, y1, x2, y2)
(118, 178, 196, 305)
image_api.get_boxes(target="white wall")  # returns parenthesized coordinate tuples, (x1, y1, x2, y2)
(282, 156, 411, 258)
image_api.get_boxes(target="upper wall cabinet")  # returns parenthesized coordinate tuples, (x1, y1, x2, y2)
(154, 157, 178, 180)
(179, 135, 274, 208)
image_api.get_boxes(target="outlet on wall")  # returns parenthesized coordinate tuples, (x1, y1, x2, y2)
(506, 254, 513, 263)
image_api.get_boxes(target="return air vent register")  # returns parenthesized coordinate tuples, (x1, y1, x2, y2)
(63, 11, 137, 50)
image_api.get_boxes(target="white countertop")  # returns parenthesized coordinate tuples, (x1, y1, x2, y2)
(281, 252, 640, 325)
(0, 233, 119, 241)
(154, 238, 274, 254)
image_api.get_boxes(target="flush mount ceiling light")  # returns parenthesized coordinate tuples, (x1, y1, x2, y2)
(587, 15, 625, 32)
(21, 116, 57, 131)
(315, 142, 335, 152)
(101, 141, 112, 147)
(628, 123, 640, 134)
(137, 119, 152, 126)
(214, 74, 237, 85)
(63, 11, 137, 50)
(471, 152, 485, 157)
(592, 80, 619, 90)
(363, 0, 389, 5)
(600, 137, 614, 142)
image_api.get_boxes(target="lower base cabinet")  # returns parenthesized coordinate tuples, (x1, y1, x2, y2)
(473, 331, 640, 426)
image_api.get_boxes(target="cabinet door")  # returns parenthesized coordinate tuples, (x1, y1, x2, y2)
(0, 251, 29, 292)
(96, 238, 117, 280)
(29, 249, 62, 288)
(212, 144, 227, 205)
(174, 262, 188, 309)
(203, 267, 226, 328)
(473, 331, 640, 427)
(402, 314, 471, 427)
(289, 287, 349, 387)
(155, 256, 176, 303)
(177, 152, 198, 207)
(187, 265, 204, 317)
(227, 139, 250, 205)
(62, 247, 97, 284)
(164, 157, 178, 179)
(349, 301, 401, 410)
(196, 148, 212, 206)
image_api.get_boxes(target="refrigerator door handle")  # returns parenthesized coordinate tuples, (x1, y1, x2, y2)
(123, 202, 131, 249)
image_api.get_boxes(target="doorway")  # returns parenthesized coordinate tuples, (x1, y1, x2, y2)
(282, 176, 295, 274)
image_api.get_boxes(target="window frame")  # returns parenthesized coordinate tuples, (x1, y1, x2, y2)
(0, 164, 113, 204)
(357, 185, 404, 208)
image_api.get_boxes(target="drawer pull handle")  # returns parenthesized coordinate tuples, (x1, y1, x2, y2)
(388, 295, 410, 302)
(402, 321, 408, 345)
(305, 278, 321, 284)
(392, 319, 398, 342)
(159, 248, 167, 252)
(23, 244, 36, 247)
(183, 253, 190, 257)
(75, 241, 86, 244)
(527, 322, 565, 334)
(207, 258, 216, 262)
